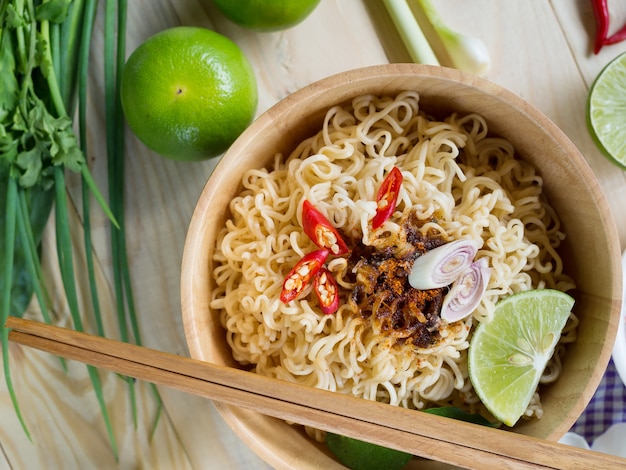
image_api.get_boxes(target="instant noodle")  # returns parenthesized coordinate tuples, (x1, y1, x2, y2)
(209, 91, 577, 439)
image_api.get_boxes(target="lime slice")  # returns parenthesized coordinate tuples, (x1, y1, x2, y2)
(468, 289, 574, 427)
(587, 51, 626, 168)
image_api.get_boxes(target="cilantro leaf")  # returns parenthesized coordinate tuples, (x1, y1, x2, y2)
(35, 0, 72, 24)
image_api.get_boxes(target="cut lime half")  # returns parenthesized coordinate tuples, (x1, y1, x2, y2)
(468, 289, 574, 427)
(587, 51, 626, 168)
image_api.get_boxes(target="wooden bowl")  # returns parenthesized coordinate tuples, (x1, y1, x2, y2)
(181, 64, 622, 469)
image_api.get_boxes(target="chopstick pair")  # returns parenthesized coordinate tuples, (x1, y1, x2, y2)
(6, 316, 626, 470)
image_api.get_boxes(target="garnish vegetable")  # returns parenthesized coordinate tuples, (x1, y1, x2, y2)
(286, 182, 492, 322)
(382, 0, 439, 65)
(372, 166, 403, 229)
(281, 200, 349, 312)
(280, 249, 329, 303)
(408, 238, 482, 289)
(1, 0, 161, 454)
(592, 0, 609, 53)
(468, 289, 574, 427)
(441, 257, 491, 322)
(283, 169, 405, 314)
(604, 19, 626, 47)
(590, 0, 626, 53)
(383, 0, 491, 74)
(586, 51, 626, 168)
(313, 267, 340, 314)
(302, 200, 349, 255)
(2, 0, 114, 448)
(416, 0, 491, 75)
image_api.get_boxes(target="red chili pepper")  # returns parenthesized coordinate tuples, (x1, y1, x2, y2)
(592, 0, 609, 54)
(301, 200, 349, 256)
(313, 267, 340, 314)
(604, 22, 626, 46)
(372, 166, 403, 229)
(280, 249, 329, 303)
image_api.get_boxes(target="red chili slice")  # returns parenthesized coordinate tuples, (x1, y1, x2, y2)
(280, 249, 329, 303)
(313, 267, 340, 314)
(301, 200, 349, 256)
(372, 166, 403, 229)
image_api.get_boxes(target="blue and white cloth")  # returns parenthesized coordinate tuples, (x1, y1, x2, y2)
(562, 358, 626, 457)
(570, 358, 625, 442)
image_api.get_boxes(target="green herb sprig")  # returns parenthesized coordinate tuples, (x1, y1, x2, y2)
(1, 0, 160, 457)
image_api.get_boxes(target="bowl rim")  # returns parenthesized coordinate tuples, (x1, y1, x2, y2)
(180, 63, 623, 469)
(614, 251, 626, 388)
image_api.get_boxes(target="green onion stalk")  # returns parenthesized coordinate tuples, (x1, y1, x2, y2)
(0, 0, 160, 457)
(102, 0, 163, 434)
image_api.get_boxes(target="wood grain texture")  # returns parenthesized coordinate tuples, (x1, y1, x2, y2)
(2, 0, 626, 469)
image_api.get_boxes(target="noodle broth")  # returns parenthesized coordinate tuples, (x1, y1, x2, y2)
(181, 64, 621, 470)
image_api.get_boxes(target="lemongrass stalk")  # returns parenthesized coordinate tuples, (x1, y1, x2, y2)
(1, 178, 31, 440)
(382, 0, 439, 65)
(414, 0, 490, 75)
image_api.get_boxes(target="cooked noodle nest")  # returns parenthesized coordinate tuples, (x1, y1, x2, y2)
(209, 91, 577, 429)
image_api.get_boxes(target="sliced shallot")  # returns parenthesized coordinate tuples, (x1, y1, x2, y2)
(408, 238, 482, 290)
(441, 257, 492, 322)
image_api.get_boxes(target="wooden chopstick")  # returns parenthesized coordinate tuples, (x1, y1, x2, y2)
(6, 317, 625, 470)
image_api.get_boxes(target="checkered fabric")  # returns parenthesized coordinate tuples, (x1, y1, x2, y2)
(569, 357, 626, 444)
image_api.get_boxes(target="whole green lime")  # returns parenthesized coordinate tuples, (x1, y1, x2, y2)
(325, 433, 412, 470)
(120, 26, 257, 161)
(212, 0, 321, 31)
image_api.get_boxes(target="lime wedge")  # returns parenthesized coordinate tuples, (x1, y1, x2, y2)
(587, 51, 626, 168)
(468, 289, 574, 427)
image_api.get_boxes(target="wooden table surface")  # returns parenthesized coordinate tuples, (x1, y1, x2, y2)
(2, 1, 626, 468)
